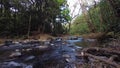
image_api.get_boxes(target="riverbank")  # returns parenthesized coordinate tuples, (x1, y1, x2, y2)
(0, 35, 120, 68)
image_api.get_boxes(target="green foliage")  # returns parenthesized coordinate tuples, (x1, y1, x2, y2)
(70, 0, 120, 35)
(88, 7, 101, 32)
(0, 0, 71, 37)
(99, 0, 120, 33)
(61, 8, 71, 21)
(56, 0, 65, 5)
(70, 15, 89, 35)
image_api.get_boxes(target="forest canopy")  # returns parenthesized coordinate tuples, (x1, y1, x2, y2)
(70, 0, 120, 37)
(0, 0, 71, 37)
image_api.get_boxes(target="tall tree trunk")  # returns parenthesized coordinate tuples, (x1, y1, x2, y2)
(27, 15, 31, 39)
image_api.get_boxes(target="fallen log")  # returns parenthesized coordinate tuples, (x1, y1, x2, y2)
(85, 53, 120, 68)
(82, 47, 120, 63)
(77, 53, 120, 68)
(82, 47, 120, 58)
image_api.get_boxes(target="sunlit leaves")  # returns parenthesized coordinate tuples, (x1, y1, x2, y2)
(56, 0, 65, 5)
(70, 0, 120, 35)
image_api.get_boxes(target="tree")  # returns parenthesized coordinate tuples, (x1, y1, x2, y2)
(70, 0, 120, 36)
(0, 0, 71, 37)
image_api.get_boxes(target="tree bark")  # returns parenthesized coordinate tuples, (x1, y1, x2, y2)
(27, 15, 31, 39)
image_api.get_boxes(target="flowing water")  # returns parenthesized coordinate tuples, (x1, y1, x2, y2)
(0, 37, 92, 68)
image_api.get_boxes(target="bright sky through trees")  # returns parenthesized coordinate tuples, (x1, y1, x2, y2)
(67, 0, 100, 18)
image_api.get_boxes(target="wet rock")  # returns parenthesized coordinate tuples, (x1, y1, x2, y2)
(25, 65, 33, 68)
(65, 58, 71, 62)
(4, 40, 13, 46)
(55, 37, 62, 42)
(0, 61, 33, 68)
(26, 48, 32, 51)
(35, 45, 49, 49)
(44, 41, 50, 45)
(9, 50, 21, 57)
(50, 43, 55, 46)
(0, 61, 22, 68)
(63, 54, 71, 58)
(8, 61, 21, 66)
(24, 56, 35, 62)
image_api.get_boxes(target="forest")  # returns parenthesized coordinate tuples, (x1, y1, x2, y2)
(0, 0, 71, 38)
(0, 0, 119, 39)
(0, 0, 120, 68)
(70, 0, 120, 38)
